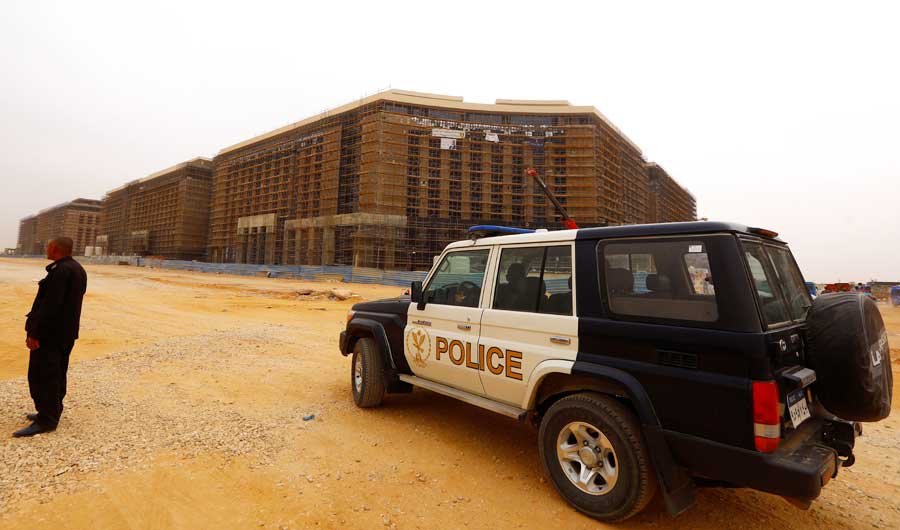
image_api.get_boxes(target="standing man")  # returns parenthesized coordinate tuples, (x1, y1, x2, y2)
(14, 237, 87, 437)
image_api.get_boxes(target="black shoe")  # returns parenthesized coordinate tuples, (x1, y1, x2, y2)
(26, 412, 39, 422)
(12, 422, 56, 438)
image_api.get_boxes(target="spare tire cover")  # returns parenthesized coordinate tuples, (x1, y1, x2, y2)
(807, 293, 892, 421)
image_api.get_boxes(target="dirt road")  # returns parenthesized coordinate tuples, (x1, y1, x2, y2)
(0, 258, 897, 529)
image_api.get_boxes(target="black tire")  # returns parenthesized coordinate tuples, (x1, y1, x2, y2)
(538, 393, 656, 522)
(351, 337, 385, 408)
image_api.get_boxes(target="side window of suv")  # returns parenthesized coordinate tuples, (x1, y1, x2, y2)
(541, 246, 574, 315)
(493, 245, 573, 315)
(602, 240, 719, 322)
(423, 249, 490, 308)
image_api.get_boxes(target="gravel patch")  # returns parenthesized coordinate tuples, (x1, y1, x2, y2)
(0, 325, 312, 515)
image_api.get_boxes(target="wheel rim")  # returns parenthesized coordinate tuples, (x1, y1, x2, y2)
(556, 421, 619, 495)
(354, 353, 363, 393)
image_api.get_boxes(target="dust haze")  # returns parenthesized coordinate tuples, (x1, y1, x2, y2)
(0, 1, 897, 281)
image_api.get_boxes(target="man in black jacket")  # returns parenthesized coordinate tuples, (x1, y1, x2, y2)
(14, 237, 87, 437)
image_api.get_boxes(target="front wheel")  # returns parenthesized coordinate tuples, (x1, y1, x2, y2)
(538, 393, 656, 522)
(351, 337, 385, 408)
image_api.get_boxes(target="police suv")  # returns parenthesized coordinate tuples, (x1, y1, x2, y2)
(339, 222, 892, 522)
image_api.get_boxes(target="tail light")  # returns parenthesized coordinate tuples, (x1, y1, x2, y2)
(752, 380, 781, 452)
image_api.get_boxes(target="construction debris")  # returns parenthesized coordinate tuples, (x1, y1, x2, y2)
(294, 288, 358, 301)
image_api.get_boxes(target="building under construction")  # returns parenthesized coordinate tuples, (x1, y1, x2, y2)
(209, 90, 696, 271)
(16, 198, 101, 256)
(16, 215, 40, 255)
(96, 158, 213, 260)
(646, 163, 697, 223)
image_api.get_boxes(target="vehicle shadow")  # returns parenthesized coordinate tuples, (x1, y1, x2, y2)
(340, 386, 864, 529)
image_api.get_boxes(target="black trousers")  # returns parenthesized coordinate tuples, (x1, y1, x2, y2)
(27, 339, 74, 427)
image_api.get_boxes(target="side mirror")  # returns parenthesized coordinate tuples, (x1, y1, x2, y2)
(410, 281, 424, 305)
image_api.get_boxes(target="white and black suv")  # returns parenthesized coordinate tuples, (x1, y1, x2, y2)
(339, 222, 892, 522)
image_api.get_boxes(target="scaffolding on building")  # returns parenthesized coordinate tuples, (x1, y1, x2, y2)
(209, 90, 695, 271)
(17, 199, 102, 256)
(16, 215, 40, 255)
(18, 90, 697, 270)
(97, 158, 213, 260)
(646, 163, 697, 223)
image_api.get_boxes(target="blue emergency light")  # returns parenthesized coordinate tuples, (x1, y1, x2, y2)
(467, 225, 536, 239)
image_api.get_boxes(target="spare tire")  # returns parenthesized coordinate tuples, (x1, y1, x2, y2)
(806, 293, 892, 421)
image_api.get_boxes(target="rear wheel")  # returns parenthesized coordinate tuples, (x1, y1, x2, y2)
(538, 393, 656, 522)
(351, 337, 385, 408)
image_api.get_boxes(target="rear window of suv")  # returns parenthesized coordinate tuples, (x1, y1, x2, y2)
(602, 240, 719, 322)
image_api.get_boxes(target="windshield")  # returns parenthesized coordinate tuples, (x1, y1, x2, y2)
(743, 241, 811, 326)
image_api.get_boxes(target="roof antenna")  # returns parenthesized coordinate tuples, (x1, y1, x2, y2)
(526, 168, 578, 229)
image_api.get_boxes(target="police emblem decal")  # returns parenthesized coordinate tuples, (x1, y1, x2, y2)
(406, 327, 431, 368)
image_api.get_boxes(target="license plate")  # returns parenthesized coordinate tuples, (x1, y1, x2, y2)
(787, 389, 811, 428)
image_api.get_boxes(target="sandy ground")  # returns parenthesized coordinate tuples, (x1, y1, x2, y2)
(0, 257, 897, 530)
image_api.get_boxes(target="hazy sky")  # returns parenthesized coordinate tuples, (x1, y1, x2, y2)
(1, 1, 897, 282)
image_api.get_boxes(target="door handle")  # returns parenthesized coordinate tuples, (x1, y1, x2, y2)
(550, 336, 571, 345)
(413, 320, 431, 327)
(457, 323, 472, 331)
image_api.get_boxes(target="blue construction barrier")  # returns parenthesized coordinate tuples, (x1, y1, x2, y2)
(72, 256, 429, 288)
(3, 254, 428, 288)
(7, 255, 595, 295)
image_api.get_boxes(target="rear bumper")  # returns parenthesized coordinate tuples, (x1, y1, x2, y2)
(665, 417, 858, 501)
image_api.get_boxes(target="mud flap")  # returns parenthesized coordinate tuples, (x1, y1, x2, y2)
(643, 424, 696, 516)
